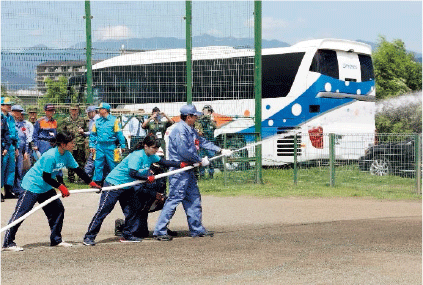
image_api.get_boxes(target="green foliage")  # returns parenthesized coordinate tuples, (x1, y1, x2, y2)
(373, 36, 422, 134)
(376, 103, 422, 134)
(376, 92, 422, 134)
(1, 85, 6, 97)
(1, 84, 22, 105)
(373, 35, 422, 100)
(41, 76, 78, 106)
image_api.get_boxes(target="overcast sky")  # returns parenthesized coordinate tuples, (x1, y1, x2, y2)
(1, 1, 422, 52)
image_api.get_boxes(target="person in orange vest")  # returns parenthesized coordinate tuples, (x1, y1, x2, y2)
(32, 104, 58, 155)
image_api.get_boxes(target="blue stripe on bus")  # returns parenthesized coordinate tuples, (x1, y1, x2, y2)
(240, 75, 375, 140)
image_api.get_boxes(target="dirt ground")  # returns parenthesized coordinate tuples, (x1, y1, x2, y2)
(1, 194, 421, 284)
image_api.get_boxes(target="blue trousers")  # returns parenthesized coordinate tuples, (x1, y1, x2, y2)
(93, 143, 117, 182)
(131, 184, 161, 238)
(3, 188, 65, 247)
(12, 147, 26, 196)
(84, 182, 138, 241)
(199, 149, 216, 177)
(84, 152, 95, 178)
(36, 140, 53, 154)
(1, 145, 16, 188)
(153, 170, 206, 237)
(85, 152, 110, 180)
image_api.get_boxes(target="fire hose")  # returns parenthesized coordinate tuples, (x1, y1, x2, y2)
(1, 140, 264, 233)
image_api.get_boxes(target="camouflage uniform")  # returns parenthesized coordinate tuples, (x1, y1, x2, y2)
(197, 115, 217, 178)
(197, 115, 216, 142)
(60, 106, 88, 183)
(144, 119, 172, 155)
(144, 119, 172, 140)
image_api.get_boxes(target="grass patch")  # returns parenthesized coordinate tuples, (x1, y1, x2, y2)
(67, 165, 421, 201)
(198, 166, 421, 201)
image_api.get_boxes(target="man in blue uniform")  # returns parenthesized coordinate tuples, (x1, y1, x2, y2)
(153, 104, 232, 240)
(83, 135, 185, 246)
(32, 104, 57, 155)
(1, 97, 19, 199)
(1, 105, 11, 202)
(84, 105, 99, 178)
(11, 105, 31, 195)
(89, 103, 126, 184)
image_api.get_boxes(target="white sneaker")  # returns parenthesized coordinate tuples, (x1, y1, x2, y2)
(56, 241, 72, 247)
(2, 245, 24, 252)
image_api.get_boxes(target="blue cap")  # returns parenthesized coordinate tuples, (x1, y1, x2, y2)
(97, 102, 111, 111)
(86, 106, 97, 113)
(180, 104, 202, 116)
(11, 105, 24, 112)
(1, 97, 13, 105)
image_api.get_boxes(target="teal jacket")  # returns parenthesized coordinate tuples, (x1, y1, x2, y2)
(89, 114, 126, 148)
(3, 112, 19, 148)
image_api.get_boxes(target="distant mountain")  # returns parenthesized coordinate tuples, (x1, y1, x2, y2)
(2, 35, 290, 88)
(2, 36, 420, 89)
(1, 48, 118, 89)
(71, 34, 290, 51)
(1, 67, 36, 90)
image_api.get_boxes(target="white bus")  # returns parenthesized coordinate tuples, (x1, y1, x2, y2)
(89, 38, 376, 165)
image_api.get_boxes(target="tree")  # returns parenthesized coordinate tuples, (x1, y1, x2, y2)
(373, 36, 422, 100)
(373, 36, 422, 134)
(42, 76, 78, 105)
(375, 92, 422, 134)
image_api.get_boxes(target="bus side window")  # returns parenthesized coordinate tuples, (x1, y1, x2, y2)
(310, 49, 339, 79)
(358, 54, 374, 82)
(262, 52, 305, 99)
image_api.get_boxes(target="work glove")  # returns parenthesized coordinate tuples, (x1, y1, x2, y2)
(180, 162, 190, 168)
(201, 156, 210, 167)
(58, 184, 70, 198)
(89, 181, 102, 194)
(221, 149, 233, 157)
(147, 176, 155, 183)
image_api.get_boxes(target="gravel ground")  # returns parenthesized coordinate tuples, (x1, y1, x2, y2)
(1, 195, 421, 284)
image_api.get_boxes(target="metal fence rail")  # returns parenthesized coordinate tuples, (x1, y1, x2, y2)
(291, 133, 422, 194)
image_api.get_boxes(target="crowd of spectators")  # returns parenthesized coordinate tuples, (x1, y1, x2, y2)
(1, 99, 219, 201)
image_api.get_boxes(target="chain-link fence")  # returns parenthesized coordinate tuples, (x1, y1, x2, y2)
(2, 1, 421, 196)
(289, 133, 422, 194)
(197, 131, 421, 194)
(2, 1, 254, 113)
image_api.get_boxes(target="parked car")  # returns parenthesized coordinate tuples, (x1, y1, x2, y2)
(358, 137, 417, 177)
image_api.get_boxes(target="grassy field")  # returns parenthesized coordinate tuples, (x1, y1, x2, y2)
(197, 165, 422, 200)
(67, 166, 421, 201)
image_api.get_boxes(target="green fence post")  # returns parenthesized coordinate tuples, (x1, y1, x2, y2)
(185, 0, 192, 104)
(293, 134, 298, 185)
(223, 133, 228, 186)
(254, 1, 263, 184)
(415, 133, 422, 194)
(329, 133, 335, 187)
(84, 0, 93, 104)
